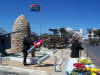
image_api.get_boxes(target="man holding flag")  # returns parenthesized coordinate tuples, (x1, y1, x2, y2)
(27, 39, 44, 53)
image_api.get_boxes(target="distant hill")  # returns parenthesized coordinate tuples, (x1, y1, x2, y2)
(0, 28, 7, 34)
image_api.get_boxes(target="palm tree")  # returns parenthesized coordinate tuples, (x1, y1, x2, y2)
(59, 27, 68, 48)
(59, 28, 66, 38)
(49, 29, 59, 36)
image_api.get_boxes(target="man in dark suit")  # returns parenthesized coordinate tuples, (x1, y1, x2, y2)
(71, 39, 83, 58)
(23, 35, 33, 65)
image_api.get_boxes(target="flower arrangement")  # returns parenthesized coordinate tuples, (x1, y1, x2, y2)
(73, 63, 85, 68)
(79, 58, 93, 65)
(71, 63, 91, 75)
(71, 66, 100, 75)
(73, 63, 86, 72)
(70, 58, 100, 75)
(91, 67, 100, 75)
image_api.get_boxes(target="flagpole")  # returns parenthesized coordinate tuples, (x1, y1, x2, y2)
(40, 0, 42, 37)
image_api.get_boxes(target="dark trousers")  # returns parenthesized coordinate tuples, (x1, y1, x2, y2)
(31, 49, 35, 57)
(23, 53, 28, 64)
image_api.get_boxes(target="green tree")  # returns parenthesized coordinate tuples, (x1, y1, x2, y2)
(49, 28, 60, 48)
(59, 28, 67, 47)
(59, 28, 66, 37)
(40, 33, 49, 39)
(49, 29, 59, 36)
(94, 29, 100, 37)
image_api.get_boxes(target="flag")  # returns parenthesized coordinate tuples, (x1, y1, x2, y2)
(30, 4, 40, 11)
(27, 39, 44, 53)
(34, 39, 44, 48)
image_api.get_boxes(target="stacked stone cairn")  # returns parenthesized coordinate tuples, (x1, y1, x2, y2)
(11, 15, 30, 53)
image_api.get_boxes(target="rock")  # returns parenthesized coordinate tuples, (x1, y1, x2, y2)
(11, 15, 30, 53)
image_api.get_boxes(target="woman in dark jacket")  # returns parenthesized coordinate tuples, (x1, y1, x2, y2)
(71, 39, 83, 58)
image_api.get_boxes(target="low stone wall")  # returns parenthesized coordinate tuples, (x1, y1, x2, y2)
(0, 66, 49, 75)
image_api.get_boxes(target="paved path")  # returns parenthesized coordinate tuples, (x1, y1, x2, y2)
(51, 48, 69, 75)
(51, 48, 70, 75)
(82, 42, 100, 68)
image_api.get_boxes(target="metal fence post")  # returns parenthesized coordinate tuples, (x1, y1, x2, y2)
(62, 50, 63, 59)
(59, 64, 61, 72)
(54, 56, 57, 72)
(0, 53, 2, 65)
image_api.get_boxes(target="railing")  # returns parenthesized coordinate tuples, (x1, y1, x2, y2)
(54, 49, 66, 72)
(0, 53, 2, 65)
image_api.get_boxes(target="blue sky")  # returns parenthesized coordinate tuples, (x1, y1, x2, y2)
(0, 0, 100, 35)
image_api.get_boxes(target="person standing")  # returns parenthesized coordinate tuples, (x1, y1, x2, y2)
(22, 35, 33, 65)
(71, 39, 83, 58)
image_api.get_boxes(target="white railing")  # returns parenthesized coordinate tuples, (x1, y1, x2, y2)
(0, 53, 2, 65)
(54, 49, 67, 72)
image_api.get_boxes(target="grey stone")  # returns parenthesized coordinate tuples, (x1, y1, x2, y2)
(11, 15, 30, 53)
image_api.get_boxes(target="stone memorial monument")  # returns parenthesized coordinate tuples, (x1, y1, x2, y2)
(11, 15, 30, 53)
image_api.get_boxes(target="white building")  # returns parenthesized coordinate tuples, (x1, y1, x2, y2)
(87, 28, 99, 39)
(82, 35, 88, 41)
(66, 27, 73, 33)
(82, 28, 100, 41)
(66, 27, 83, 39)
